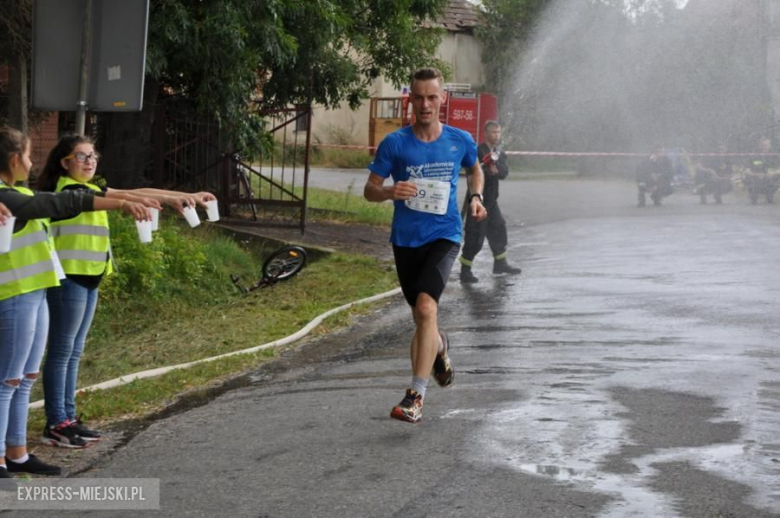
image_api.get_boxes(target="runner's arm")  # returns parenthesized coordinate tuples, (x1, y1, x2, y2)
(364, 173, 417, 202)
(465, 163, 487, 221)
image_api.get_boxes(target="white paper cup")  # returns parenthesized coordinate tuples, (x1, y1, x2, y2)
(150, 208, 160, 231)
(0, 216, 16, 254)
(205, 200, 220, 222)
(182, 205, 201, 228)
(135, 220, 153, 243)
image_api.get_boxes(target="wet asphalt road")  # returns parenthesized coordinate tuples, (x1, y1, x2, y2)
(18, 173, 780, 517)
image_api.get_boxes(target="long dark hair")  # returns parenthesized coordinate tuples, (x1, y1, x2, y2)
(0, 126, 30, 176)
(36, 134, 95, 192)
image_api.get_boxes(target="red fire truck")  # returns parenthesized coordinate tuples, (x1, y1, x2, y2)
(368, 84, 498, 153)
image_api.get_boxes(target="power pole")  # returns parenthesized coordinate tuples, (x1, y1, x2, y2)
(7, 52, 28, 134)
(75, 0, 94, 136)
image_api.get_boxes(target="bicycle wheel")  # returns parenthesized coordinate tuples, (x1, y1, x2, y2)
(262, 246, 307, 281)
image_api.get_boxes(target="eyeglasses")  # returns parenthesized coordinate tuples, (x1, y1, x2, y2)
(65, 152, 100, 163)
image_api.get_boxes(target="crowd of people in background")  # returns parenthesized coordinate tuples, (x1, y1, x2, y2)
(0, 126, 216, 480)
(635, 136, 780, 207)
(636, 137, 780, 207)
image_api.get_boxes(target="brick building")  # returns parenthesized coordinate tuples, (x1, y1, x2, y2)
(1, 64, 61, 178)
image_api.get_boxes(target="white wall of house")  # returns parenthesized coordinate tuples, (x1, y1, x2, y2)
(279, 31, 485, 148)
(767, 0, 780, 121)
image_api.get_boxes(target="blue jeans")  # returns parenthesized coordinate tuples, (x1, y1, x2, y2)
(0, 289, 49, 457)
(42, 279, 99, 426)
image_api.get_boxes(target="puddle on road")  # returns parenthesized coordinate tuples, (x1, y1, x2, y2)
(477, 385, 780, 517)
(519, 463, 595, 481)
(517, 462, 677, 517)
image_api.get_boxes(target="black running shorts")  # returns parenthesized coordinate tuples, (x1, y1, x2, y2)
(392, 239, 460, 307)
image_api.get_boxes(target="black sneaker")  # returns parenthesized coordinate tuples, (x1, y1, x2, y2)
(432, 331, 454, 387)
(42, 421, 87, 449)
(70, 418, 101, 442)
(493, 259, 522, 275)
(6, 454, 61, 476)
(460, 266, 479, 284)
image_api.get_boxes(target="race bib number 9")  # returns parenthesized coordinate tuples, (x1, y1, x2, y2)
(404, 179, 450, 215)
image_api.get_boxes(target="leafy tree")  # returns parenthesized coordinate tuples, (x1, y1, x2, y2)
(2, 0, 447, 186)
(259, 0, 448, 111)
(476, 0, 552, 99)
(94, 0, 448, 187)
(0, 0, 32, 130)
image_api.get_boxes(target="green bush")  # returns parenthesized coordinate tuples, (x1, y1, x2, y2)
(99, 212, 256, 304)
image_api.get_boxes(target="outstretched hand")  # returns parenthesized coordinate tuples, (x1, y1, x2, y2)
(0, 202, 11, 224)
(163, 195, 198, 215)
(122, 201, 152, 221)
(195, 192, 217, 207)
(137, 197, 163, 211)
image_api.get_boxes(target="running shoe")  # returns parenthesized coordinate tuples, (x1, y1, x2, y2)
(390, 389, 423, 424)
(432, 331, 454, 387)
(42, 421, 87, 449)
(6, 454, 61, 476)
(70, 418, 101, 442)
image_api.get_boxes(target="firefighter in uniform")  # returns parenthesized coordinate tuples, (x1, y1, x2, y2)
(693, 145, 733, 204)
(743, 137, 779, 205)
(636, 147, 674, 207)
(459, 121, 521, 283)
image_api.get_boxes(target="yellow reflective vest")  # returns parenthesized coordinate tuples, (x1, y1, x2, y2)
(50, 176, 113, 276)
(0, 183, 60, 301)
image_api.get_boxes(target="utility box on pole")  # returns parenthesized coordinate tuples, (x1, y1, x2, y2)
(31, 0, 150, 113)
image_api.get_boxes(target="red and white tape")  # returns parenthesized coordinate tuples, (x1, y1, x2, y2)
(312, 143, 780, 157)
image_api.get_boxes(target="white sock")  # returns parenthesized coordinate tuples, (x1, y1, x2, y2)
(8, 453, 28, 464)
(411, 376, 428, 399)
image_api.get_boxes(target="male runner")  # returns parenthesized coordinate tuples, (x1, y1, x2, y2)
(364, 68, 487, 424)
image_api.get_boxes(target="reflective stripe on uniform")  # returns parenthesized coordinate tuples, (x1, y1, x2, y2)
(50, 225, 110, 238)
(0, 184, 60, 299)
(8, 230, 49, 252)
(56, 249, 111, 263)
(52, 176, 112, 277)
(0, 260, 56, 285)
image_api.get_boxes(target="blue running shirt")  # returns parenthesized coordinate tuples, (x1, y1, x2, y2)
(368, 125, 477, 247)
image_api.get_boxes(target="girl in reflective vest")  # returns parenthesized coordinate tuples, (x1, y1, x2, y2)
(35, 134, 216, 448)
(0, 126, 149, 479)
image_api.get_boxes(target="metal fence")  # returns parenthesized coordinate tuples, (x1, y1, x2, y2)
(151, 104, 311, 231)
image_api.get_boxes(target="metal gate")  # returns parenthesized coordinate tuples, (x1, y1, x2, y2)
(151, 104, 311, 231)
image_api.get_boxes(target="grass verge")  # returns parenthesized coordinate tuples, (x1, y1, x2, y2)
(29, 215, 397, 434)
(300, 184, 394, 225)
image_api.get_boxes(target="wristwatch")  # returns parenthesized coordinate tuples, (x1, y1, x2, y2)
(469, 193, 484, 203)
